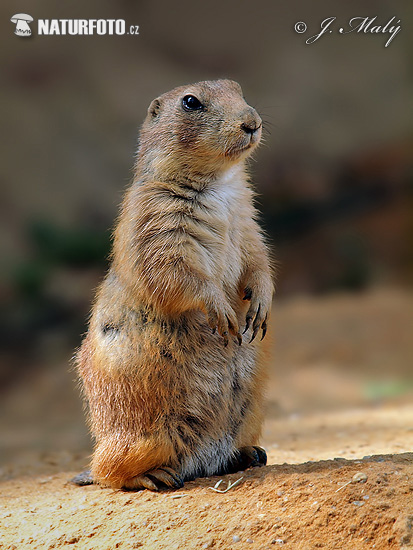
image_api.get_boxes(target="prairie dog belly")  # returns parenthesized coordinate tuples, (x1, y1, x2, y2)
(90, 292, 258, 480)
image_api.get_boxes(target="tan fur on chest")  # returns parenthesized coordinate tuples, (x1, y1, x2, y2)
(114, 164, 248, 295)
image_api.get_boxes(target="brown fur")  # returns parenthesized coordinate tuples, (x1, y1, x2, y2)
(76, 80, 274, 490)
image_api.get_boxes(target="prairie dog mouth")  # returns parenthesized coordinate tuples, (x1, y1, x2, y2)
(225, 131, 261, 158)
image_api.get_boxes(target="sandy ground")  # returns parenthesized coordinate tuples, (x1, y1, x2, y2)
(1, 287, 412, 549)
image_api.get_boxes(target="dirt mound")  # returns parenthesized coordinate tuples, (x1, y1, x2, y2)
(0, 451, 412, 550)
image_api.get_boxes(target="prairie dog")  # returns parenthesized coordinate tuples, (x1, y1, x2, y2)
(75, 79, 274, 491)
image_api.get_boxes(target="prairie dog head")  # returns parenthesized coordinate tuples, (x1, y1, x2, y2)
(136, 80, 262, 183)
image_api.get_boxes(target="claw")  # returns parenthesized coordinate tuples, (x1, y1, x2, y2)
(249, 327, 259, 343)
(250, 305, 261, 343)
(161, 467, 184, 489)
(148, 468, 184, 489)
(253, 304, 261, 326)
(243, 316, 252, 334)
(124, 467, 184, 491)
(237, 332, 242, 345)
(253, 446, 267, 465)
(125, 475, 159, 491)
(141, 476, 160, 491)
(226, 315, 240, 337)
(226, 446, 267, 473)
(249, 447, 260, 464)
(261, 316, 268, 341)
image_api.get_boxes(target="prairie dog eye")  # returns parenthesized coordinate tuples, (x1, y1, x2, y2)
(182, 95, 204, 112)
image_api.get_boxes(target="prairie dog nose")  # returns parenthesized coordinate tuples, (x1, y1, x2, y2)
(240, 111, 262, 135)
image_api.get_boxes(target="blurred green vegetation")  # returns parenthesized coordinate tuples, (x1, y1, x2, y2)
(29, 220, 111, 267)
(0, 219, 111, 385)
(364, 380, 413, 401)
(12, 220, 111, 298)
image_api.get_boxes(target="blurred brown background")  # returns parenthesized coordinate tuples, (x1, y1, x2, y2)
(0, 0, 412, 474)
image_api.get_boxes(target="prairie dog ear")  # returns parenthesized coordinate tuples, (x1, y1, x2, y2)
(148, 98, 161, 118)
(228, 80, 243, 96)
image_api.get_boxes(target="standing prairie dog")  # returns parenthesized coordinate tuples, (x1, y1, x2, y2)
(74, 79, 274, 491)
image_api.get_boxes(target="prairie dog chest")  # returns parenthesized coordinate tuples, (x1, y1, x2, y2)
(195, 168, 246, 279)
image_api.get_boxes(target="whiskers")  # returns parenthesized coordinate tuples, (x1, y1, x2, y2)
(252, 101, 279, 139)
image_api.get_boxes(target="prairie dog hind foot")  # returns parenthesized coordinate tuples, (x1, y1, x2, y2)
(70, 446, 267, 491)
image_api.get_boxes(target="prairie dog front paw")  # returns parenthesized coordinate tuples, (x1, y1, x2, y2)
(204, 288, 242, 346)
(242, 276, 273, 342)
